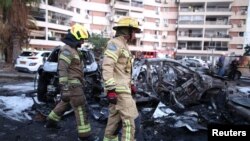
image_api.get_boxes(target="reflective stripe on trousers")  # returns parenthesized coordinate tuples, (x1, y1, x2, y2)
(103, 136, 118, 141)
(77, 106, 91, 134)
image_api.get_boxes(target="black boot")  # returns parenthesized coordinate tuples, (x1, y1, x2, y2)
(78, 135, 99, 141)
(44, 119, 60, 129)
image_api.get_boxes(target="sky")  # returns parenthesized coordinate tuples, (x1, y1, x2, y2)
(245, 0, 250, 45)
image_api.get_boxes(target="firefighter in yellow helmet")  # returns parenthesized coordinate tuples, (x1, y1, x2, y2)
(44, 23, 98, 141)
(102, 17, 141, 141)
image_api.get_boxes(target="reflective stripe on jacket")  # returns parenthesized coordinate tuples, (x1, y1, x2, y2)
(102, 36, 132, 94)
(58, 45, 83, 86)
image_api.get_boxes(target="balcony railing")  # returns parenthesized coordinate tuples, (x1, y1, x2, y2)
(180, 8, 204, 12)
(131, 2, 143, 7)
(204, 46, 228, 51)
(207, 8, 229, 12)
(215, 46, 228, 51)
(30, 9, 45, 21)
(177, 46, 203, 50)
(178, 33, 203, 37)
(187, 46, 202, 50)
(204, 34, 231, 38)
(179, 21, 204, 25)
(205, 21, 228, 25)
(48, 19, 70, 26)
(48, 2, 74, 12)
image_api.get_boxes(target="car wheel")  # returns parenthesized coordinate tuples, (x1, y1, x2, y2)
(37, 72, 48, 102)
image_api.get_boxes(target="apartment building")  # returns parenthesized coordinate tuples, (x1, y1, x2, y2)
(29, 0, 178, 58)
(176, 0, 249, 61)
(29, 0, 111, 50)
(28, 0, 248, 60)
(245, 1, 250, 45)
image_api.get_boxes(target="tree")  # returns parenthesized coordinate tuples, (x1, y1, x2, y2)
(0, 0, 39, 64)
(244, 44, 250, 56)
(88, 33, 109, 61)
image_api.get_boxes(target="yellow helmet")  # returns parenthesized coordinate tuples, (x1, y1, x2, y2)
(113, 17, 141, 33)
(70, 23, 89, 40)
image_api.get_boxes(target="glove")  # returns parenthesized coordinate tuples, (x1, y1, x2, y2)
(107, 90, 117, 104)
(131, 84, 137, 95)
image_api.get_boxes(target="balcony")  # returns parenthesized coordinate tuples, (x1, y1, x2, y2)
(179, 33, 203, 38)
(204, 34, 230, 38)
(180, 7, 204, 12)
(131, 1, 143, 8)
(48, 0, 73, 12)
(205, 21, 228, 25)
(187, 46, 202, 50)
(178, 20, 204, 25)
(215, 46, 228, 51)
(48, 19, 70, 26)
(178, 46, 203, 51)
(178, 32, 203, 41)
(48, 11, 71, 26)
(207, 8, 229, 12)
(30, 9, 45, 21)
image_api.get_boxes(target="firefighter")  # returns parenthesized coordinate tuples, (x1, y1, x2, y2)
(44, 24, 97, 141)
(102, 17, 140, 141)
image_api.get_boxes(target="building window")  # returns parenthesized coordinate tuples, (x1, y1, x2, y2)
(162, 43, 167, 47)
(155, 0, 161, 3)
(76, 8, 80, 14)
(237, 45, 243, 49)
(163, 7, 169, 12)
(239, 32, 244, 37)
(241, 19, 246, 24)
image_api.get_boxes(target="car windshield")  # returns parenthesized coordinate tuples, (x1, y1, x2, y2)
(20, 51, 38, 57)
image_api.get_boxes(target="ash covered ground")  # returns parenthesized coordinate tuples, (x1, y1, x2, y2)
(0, 78, 250, 141)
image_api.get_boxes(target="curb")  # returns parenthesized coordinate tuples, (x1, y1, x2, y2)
(0, 72, 35, 80)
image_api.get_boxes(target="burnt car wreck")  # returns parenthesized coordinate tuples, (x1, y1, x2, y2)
(133, 58, 224, 109)
(131, 58, 250, 140)
(26, 56, 249, 141)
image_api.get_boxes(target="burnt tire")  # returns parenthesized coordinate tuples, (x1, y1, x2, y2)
(37, 72, 48, 102)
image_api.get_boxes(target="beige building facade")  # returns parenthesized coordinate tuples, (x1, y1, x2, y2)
(28, 0, 249, 61)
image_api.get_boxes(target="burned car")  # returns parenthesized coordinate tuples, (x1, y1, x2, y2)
(133, 58, 225, 109)
(35, 46, 103, 103)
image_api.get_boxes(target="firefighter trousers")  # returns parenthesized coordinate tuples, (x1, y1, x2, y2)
(103, 94, 138, 141)
(48, 86, 91, 138)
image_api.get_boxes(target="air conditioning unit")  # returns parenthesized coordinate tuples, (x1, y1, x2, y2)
(162, 35, 166, 39)
(85, 15, 89, 19)
(156, 22, 159, 26)
(164, 23, 168, 27)
(154, 35, 158, 39)
(238, 24, 242, 27)
(156, 11, 159, 15)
